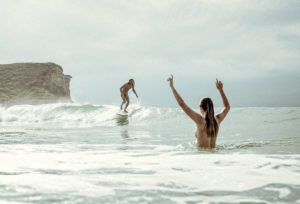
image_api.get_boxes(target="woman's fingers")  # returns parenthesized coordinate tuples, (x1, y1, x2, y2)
(216, 78, 223, 89)
(216, 79, 219, 87)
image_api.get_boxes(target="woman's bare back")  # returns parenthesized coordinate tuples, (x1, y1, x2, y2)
(195, 117, 219, 148)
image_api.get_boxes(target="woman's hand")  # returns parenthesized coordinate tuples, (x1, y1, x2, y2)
(167, 74, 174, 87)
(216, 78, 223, 90)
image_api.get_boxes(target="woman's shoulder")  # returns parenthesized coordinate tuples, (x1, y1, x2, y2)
(196, 116, 206, 127)
(214, 115, 221, 125)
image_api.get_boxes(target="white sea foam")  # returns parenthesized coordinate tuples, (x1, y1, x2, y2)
(0, 104, 299, 203)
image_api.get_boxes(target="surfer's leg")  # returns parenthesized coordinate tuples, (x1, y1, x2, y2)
(120, 101, 125, 110)
(120, 93, 126, 110)
(124, 95, 130, 113)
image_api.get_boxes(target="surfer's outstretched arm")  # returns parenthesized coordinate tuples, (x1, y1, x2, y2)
(168, 75, 202, 124)
(132, 86, 138, 98)
(215, 78, 230, 123)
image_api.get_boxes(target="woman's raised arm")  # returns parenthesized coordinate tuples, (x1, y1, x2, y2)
(168, 75, 202, 124)
(215, 78, 230, 123)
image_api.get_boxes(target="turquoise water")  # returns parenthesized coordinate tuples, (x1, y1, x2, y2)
(0, 104, 300, 203)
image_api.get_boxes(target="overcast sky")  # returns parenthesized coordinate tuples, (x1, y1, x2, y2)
(0, 0, 299, 107)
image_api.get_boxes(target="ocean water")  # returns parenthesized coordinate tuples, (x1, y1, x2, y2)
(0, 103, 300, 204)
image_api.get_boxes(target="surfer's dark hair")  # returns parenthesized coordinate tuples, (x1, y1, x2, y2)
(129, 79, 134, 85)
(200, 97, 218, 137)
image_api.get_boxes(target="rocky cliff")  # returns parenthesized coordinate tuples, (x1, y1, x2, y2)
(0, 63, 72, 105)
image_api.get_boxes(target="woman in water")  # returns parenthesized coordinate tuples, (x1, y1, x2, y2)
(167, 75, 230, 148)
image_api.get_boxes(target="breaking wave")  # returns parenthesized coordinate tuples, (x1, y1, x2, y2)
(0, 103, 184, 128)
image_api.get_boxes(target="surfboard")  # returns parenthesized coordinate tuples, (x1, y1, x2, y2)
(117, 110, 128, 116)
(116, 111, 129, 125)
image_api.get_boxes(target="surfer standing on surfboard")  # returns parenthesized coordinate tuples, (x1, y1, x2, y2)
(120, 79, 138, 113)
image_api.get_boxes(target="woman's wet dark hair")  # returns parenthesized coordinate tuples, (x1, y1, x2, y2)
(200, 97, 218, 137)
